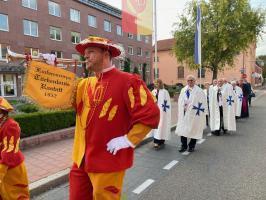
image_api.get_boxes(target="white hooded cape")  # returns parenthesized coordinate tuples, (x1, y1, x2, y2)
(233, 86, 243, 117)
(175, 85, 207, 139)
(209, 84, 236, 131)
(152, 89, 172, 140)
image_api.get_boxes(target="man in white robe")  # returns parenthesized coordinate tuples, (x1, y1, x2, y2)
(209, 78, 236, 136)
(209, 79, 217, 90)
(152, 79, 171, 150)
(231, 81, 243, 118)
(175, 75, 207, 152)
(204, 82, 211, 127)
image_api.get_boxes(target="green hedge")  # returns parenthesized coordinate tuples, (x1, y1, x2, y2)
(13, 110, 76, 138)
(16, 104, 39, 113)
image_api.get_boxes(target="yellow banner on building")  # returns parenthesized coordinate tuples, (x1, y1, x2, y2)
(24, 61, 77, 109)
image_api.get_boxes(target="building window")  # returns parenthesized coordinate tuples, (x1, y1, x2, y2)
(0, 14, 9, 32)
(128, 46, 133, 55)
(24, 47, 39, 56)
(54, 51, 63, 58)
(104, 20, 111, 32)
(119, 60, 124, 70)
(70, 8, 80, 23)
(116, 25, 122, 36)
(137, 47, 142, 56)
(48, 1, 61, 17)
(177, 66, 184, 79)
(154, 68, 159, 79)
(145, 51, 150, 58)
(197, 68, 206, 78)
(22, 0, 37, 10)
(49, 26, 62, 41)
(138, 63, 142, 71)
(154, 56, 159, 62)
(88, 15, 97, 28)
(23, 20, 38, 37)
(137, 34, 142, 41)
(128, 33, 134, 39)
(0, 74, 17, 97)
(145, 36, 149, 43)
(146, 63, 150, 72)
(0, 44, 8, 61)
(71, 32, 81, 44)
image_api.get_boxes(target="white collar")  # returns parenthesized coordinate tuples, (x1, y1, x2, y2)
(102, 65, 115, 73)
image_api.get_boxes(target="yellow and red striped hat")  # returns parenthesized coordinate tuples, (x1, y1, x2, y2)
(76, 36, 121, 58)
(0, 97, 14, 112)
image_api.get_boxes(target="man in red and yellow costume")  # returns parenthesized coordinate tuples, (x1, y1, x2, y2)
(70, 36, 160, 200)
(0, 97, 29, 200)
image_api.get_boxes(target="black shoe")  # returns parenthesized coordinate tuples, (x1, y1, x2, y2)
(223, 129, 228, 134)
(154, 143, 165, 150)
(179, 147, 187, 153)
(188, 148, 194, 152)
(212, 131, 220, 136)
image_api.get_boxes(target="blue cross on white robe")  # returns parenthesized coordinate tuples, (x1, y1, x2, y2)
(162, 100, 170, 112)
(226, 95, 234, 106)
(192, 102, 205, 116)
(238, 94, 243, 102)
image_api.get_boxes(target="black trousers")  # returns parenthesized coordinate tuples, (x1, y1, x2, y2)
(181, 136, 197, 149)
(154, 138, 165, 145)
(219, 106, 225, 132)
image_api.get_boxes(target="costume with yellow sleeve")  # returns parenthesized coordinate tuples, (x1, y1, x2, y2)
(70, 67, 160, 200)
(0, 98, 29, 200)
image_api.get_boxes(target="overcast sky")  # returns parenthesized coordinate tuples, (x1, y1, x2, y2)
(100, 0, 266, 56)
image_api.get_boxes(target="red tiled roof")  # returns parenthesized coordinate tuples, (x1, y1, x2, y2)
(153, 38, 175, 52)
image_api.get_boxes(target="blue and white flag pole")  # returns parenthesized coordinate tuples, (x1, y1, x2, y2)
(194, 2, 202, 85)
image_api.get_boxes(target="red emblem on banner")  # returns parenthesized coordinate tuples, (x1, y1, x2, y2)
(130, 0, 147, 13)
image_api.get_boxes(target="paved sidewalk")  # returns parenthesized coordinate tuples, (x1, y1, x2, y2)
(23, 100, 178, 184)
(24, 139, 72, 183)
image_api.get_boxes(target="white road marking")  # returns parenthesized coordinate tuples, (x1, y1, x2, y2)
(132, 179, 155, 194)
(182, 151, 190, 156)
(197, 139, 206, 144)
(163, 160, 179, 170)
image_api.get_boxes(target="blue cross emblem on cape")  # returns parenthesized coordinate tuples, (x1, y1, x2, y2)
(162, 100, 170, 112)
(226, 95, 234, 106)
(238, 94, 243, 101)
(192, 102, 205, 116)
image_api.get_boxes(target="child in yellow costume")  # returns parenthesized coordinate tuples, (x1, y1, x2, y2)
(0, 97, 29, 200)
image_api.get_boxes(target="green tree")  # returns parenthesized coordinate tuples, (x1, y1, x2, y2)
(80, 55, 88, 77)
(123, 57, 131, 73)
(133, 66, 140, 74)
(173, 0, 265, 80)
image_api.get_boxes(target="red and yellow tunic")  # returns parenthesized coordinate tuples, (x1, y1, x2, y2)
(72, 68, 159, 172)
(0, 118, 29, 200)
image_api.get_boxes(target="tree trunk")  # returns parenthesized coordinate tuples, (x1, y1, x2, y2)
(212, 66, 218, 80)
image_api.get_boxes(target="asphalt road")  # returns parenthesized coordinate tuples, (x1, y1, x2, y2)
(139, 91, 266, 200)
(33, 90, 266, 200)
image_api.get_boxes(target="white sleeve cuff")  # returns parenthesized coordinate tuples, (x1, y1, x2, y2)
(124, 135, 135, 148)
